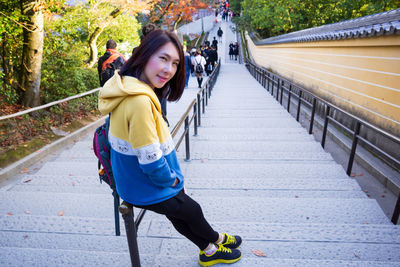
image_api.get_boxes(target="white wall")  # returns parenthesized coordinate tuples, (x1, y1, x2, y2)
(177, 15, 216, 40)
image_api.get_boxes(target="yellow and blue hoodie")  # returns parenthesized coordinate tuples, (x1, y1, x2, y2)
(98, 72, 184, 205)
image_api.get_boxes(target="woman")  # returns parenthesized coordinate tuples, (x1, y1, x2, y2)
(192, 50, 207, 88)
(98, 30, 242, 266)
(229, 42, 234, 60)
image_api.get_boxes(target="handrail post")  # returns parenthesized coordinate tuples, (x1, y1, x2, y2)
(321, 105, 330, 148)
(296, 91, 302, 121)
(197, 94, 202, 125)
(280, 80, 284, 105)
(205, 87, 208, 106)
(202, 90, 205, 113)
(287, 84, 292, 112)
(309, 98, 317, 134)
(276, 78, 280, 101)
(114, 193, 120, 236)
(184, 116, 190, 161)
(193, 103, 198, 136)
(119, 202, 141, 267)
(391, 193, 400, 224)
(346, 121, 361, 176)
(271, 76, 274, 96)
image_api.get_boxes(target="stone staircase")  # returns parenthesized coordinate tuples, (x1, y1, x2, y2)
(1, 62, 399, 267)
(1, 20, 399, 266)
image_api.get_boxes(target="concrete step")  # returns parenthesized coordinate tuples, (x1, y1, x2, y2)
(180, 161, 350, 179)
(0, 191, 389, 224)
(2, 246, 399, 267)
(58, 140, 326, 160)
(176, 150, 333, 161)
(8, 174, 364, 198)
(155, 257, 400, 267)
(199, 117, 301, 128)
(184, 140, 325, 153)
(192, 132, 314, 141)
(11, 174, 360, 192)
(4, 215, 398, 244)
(192, 126, 307, 135)
(27, 161, 348, 179)
(187, 189, 367, 199)
(8, 184, 368, 199)
(161, 238, 400, 264)
(202, 110, 291, 118)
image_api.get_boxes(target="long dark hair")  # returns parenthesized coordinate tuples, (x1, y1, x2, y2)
(120, 30, 185, 102)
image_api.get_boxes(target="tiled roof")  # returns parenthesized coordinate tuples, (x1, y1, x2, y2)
(253, 8, 400, 45)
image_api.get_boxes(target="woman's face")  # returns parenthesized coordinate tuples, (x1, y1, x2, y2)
(140, 42, 180, 89)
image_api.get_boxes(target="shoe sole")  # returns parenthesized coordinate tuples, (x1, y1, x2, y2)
(198, 255, 242, 266)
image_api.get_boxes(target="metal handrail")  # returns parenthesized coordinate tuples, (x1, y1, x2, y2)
(0, 88, 100, 121)
(245, 59, 400, 225)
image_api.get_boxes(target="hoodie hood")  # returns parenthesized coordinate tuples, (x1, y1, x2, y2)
(98, 71, 161, 115)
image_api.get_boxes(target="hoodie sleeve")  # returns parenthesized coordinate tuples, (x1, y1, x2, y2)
(128, 97, 177, 188)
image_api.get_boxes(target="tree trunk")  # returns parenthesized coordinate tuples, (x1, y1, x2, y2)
(87, 26, 103, 68)
(21, 0, 44, 107)
(87, 8, 122, 68)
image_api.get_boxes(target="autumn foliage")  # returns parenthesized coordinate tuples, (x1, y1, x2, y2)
(149, 0, 209, 30)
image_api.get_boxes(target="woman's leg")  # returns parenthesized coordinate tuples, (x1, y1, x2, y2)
(135, 190, 218, 250)
(166, 192, 219, 250)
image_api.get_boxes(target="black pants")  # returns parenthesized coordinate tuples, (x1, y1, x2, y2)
(135, 190, 219, 250)
(197, 77, 203, 88)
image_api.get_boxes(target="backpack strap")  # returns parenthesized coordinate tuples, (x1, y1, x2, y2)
(101, 49, 126, 71)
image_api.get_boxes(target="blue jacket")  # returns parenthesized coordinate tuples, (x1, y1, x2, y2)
(98, 72, 184, 205)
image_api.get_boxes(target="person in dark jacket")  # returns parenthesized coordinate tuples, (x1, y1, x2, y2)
(208, 45, 218, 72)
(217, 27, 223, 43)
(97, 39, 125, 87)
(212, 37, 218, 50)
(184, 50, 192, 87)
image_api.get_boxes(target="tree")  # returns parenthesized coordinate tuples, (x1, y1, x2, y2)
(147, 0, 208, 31)
(21, 0, 45, 107)
(86, 0, 157, 68)
(238, 0, 400, 39)
(0, 0, 25, 104)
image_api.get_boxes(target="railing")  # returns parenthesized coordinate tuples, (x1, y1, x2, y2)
(245, 59, 400, 225)
(119, 59, 221, 267)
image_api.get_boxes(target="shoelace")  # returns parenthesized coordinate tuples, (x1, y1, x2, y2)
(225, 234, 236, 245)
(217, 245, 232, 254)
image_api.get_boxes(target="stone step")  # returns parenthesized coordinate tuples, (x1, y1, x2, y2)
(184, 140, 325, 153)
(9, 174, 364, 198)
(2, 246, 399, 267)
(156, 257, 400, 267)
(2, 211, 399, 249)
(12, 174, 360, 191)
(199, 117, 301, 128)
(192, 126, 308, 135)
(8, 184, 368, 199)
(27, 161, 348, 179)
(58, 140, 326, 160)
(162, 238, 400, 264)
(176, 150, 333, 161)
(180, 161, 348, 177)
(192, 132, 314, 141)
(202, 110, 292, 118)
(1, 219, 399, 247)
(0, 192, 389, 224)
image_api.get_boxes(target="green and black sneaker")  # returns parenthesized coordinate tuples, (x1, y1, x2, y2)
(220, 233, 242, 249)
(199, 244, 241, 266)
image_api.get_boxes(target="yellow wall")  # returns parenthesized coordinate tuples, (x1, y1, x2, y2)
(246, 33, 400, 137)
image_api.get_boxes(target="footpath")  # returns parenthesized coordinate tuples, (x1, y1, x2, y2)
(1, 21, 400, 266)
